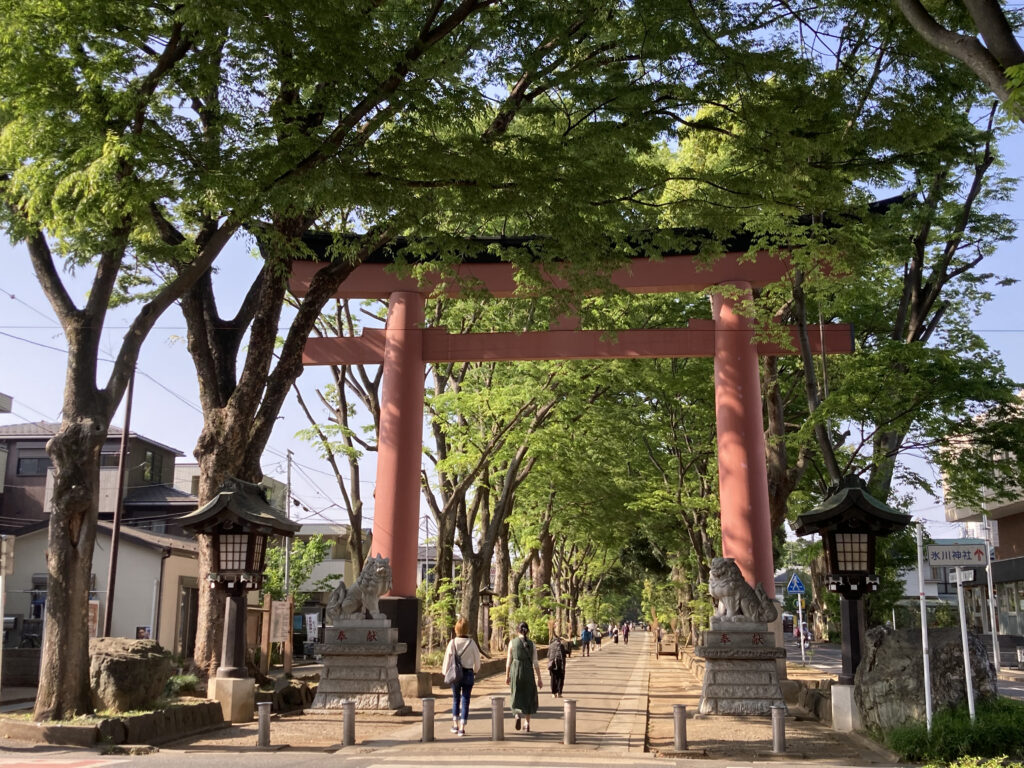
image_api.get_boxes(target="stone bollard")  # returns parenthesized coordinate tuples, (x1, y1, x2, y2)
(673, 704, 687, 751)
(257, 701, 271, 748)
(342, 699, 356, 747)
(771, 704, 786, 754)
(422, 697, 435, 742)
(563, 698, 576, 745)
(491, 696, 505, 741)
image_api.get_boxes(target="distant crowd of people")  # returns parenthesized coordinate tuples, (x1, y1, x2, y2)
(578, 620, 635, 656)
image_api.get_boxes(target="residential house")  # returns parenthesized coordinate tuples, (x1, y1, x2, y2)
(418, 544, 462, 586)
(2, 521, 199, 673)
(0, 421, 195, 535)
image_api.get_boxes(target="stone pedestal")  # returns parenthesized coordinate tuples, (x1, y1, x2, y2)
(695, 618, 786, 715)
(310, 618, 408, 711)
(831, 684, 862, 732)
(208, 676, 255, 723)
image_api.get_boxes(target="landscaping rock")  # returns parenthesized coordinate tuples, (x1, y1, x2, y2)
(89, 637, 174, 713)
(855, 626, 997, 730)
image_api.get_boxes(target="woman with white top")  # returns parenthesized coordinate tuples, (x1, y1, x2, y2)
(442, 615, 482, 736)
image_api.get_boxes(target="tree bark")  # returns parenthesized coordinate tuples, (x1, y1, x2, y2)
(34, 419, 106, 720)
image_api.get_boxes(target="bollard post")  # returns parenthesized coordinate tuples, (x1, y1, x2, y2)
(257, 701, 272, 748)
(771, 704, 786, 754)
(421, 697, 435, 742)
(673, 704, 687, 751)
(342, 699, 356, 747)
(563, 698, 576, 745)
(491, 696, 505, 741)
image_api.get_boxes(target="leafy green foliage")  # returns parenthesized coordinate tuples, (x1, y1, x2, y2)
(164, 674, 201, 698)
(884, 699, 1024, 762)
(262, 534, 332, 602)
(418, 576, 459, 643)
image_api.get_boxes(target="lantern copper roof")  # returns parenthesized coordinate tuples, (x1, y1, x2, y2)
(794, 476, 912, 536)
(179, 477, 301, 537)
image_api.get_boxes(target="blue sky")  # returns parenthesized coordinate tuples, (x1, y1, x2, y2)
(1, 130, 1022, 540)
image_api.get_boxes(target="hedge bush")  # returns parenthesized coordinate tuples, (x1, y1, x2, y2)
(884, 698, 1024, 763)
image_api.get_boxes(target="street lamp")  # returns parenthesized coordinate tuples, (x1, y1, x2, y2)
(180, 478, 300, 721)
(795, 475, 910, 685)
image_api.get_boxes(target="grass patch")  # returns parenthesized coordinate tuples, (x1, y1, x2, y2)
(884, 698, 1024, 763)
(420, 649, 444, 670)
(165, 673, 201, 697)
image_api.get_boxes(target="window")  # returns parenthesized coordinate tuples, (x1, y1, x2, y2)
(100, 452, 121, 468)
(142, 450, 162, 482)
(17, 456, 51, 476)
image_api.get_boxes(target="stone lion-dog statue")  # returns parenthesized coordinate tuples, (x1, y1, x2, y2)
(326, 554, 392, 623)
(708, 557, 779, 624)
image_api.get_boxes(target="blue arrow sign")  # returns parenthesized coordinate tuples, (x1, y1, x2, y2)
(786, 573, 806, 594)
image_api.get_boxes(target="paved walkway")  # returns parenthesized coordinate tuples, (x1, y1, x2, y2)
(0, 633, 910, 766)
(5, 634, 1023, 766)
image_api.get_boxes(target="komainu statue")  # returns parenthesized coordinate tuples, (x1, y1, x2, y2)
(708, 557, 778, 623)
(325, 554, 392, 623)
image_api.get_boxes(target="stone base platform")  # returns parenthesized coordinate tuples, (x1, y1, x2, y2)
(695, 618, 786, 715)
(310, 618, 408, 711)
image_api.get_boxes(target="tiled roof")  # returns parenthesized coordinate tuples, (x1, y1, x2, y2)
(13, 519, 198, 555)
(125, 484, 198, 507)
(96, 520, 199, 555)
(0, 421, 184, 456)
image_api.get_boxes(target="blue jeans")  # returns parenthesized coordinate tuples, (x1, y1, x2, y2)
(451, 669, 475, 721)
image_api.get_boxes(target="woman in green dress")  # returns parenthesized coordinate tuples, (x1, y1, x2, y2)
(505, 622, 542, 731)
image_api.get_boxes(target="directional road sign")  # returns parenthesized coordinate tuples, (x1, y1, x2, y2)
(786, 573, 806, 594)
(926, 542, 987, 565)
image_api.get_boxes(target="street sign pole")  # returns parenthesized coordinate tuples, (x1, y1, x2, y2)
(786, 573, 807, 663)
(916, 523, 933, 733)
(797, 594, 805, 662)
(955, 566, 976, 722)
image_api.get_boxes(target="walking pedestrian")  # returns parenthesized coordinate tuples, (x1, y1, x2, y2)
(506, 622, 542, 732)
(622, 622, 630, 645)
(547, 632, 569, 697)
(594, 627, 602, 651)
(580, 625, 592, 656)
(443, 615, 482, 736)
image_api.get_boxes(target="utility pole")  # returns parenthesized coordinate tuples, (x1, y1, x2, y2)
(284, 450, 293, 595)
(103, 368, 134, 637)
(986, 517, 1001, 674)
(283, 450, 294, 674)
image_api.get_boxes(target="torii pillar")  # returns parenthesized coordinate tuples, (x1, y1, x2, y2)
(713, 283, 775, 593)
(371, 291, 425, 674)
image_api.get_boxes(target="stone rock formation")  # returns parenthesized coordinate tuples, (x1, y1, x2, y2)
(89, 638, 174, 713)
(855, 626, 997, 730)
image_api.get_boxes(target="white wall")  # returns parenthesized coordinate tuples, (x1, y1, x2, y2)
(4, 527, 198, 650)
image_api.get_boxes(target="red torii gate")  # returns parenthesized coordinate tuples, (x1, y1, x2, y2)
(290, 251, 852, 602)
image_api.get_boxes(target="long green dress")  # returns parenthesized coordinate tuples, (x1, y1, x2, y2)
(509, 635, 539, 715)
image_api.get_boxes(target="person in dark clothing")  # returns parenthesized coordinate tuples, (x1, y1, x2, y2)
(547, 632, 569, 697)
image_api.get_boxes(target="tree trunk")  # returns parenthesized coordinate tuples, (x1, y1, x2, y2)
(34, 418, 106, 720)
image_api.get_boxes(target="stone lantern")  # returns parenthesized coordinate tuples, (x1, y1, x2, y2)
(180, 477, 300, 722)
(795, 475, 910, 730)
